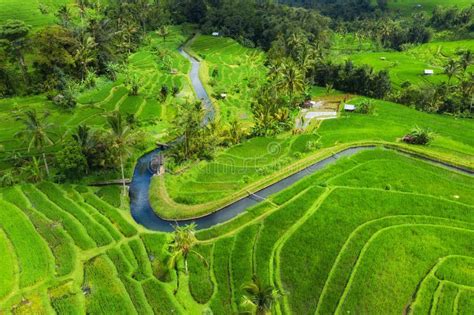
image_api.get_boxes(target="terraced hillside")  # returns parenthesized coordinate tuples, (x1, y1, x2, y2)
(0, 183, 183, 314)
(1, 148, 472, 314)
(193, 148, 474, 315)
(381, 0, 474, 15)
(0, 0, 70, 29)
(154, 96, 474, 219)
(0, 27, 193, 168)
(334, 39, 474, 88)
(188, 35, 267, 125)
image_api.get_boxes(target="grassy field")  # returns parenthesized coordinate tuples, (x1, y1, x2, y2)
(0, 26, 194, 176)
(380, 0, 474, 15)
(333, 39, 474, 88)
(152, 94, 474, 219)
(2, 148, 472, 313)
(0, 0, 71, 29)
(188, 34, 267, 125)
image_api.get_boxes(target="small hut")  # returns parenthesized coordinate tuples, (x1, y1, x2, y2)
(424, 69, 434, 76)
(344, 104, 356, 112)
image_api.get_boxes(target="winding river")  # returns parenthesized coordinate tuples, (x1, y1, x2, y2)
(129, 46, 473, 232)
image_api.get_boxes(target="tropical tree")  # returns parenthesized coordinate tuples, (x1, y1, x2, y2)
(276, 60, 305, 105)
(226, 119, 246, 145)
(402, 126, 434, 145)
(15, 109, 54, 177)
(156, 25, 169, 43)
(20, 157, 43, 183)
(55, 5, 74, 30)
(168, 223, 207, 294)
(0, 170, 16, 187)
(444, 59, 459, 85)
(458, 50, 473, 73)
(106, 111, 134, 195)
(0, 20, 31, 83)
(241, 275, 281, 315)
(75, 35, 97, 81)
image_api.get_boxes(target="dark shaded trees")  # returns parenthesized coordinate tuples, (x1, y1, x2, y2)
(0, 20, 31, 84)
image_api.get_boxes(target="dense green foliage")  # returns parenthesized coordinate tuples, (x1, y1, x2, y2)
(0, 1, 473, 314)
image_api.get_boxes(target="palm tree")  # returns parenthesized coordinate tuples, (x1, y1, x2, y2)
(73, 124, 93, 150)
(106, 111, 133, 196)
(276, 60, 305, 105)
(241, 275, 281, 315)
(444, 59, 459, 85)
(15, 109, 54, 177)
(75, 35, 97, 81)
(227, 119, 245, 145)
(0, 20, 31, 83)
(20, 156, 43, 183)
(156, 25, 169, 43)
(168, 223, 207, 294)
(459, 50, 473, 73)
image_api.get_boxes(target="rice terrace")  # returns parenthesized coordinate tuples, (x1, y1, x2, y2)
(0, 0, 473, 314)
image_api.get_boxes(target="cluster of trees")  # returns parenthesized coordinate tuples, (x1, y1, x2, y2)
(0, 0, 171, 97)
(0, 110, 144, 193)
(391, 50, 473, 115)
(429, 5, 474, 34)
(167, 223, 280, 314)
(314, 60, 391, 99)
(167, 101, 247, 166)
(276, 0, 381, 20)
(335, 15, 432, 51)
(171, 0, 331, 50)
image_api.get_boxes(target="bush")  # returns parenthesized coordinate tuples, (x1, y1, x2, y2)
(56, 143, 88, 180)
(402, 126, 434, 145)
(356, 100, 375, 114)
(160, 85, 169, 100)
(51, 91, 77, 109)
(172, 85, 180, 96)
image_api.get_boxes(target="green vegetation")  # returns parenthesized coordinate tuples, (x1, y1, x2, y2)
(0, 0, 473, 314)
(0, 0, 70, 29)
(1, 140, 473, 315)
(188, 35, 266, 125)
(384, 0, 474, 15)
(335, 39, 474, 87)
(0, 26, 194, 181)
(153, 96, 473, 219)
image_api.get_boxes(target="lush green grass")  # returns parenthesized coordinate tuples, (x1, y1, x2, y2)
(380, 0, 474, 15)
(153, 95, 473, 219)
(0, 199, 53, 288)
(1, 148, 473, 313)
(333, 40, 474, 88)
(0, 0, 70, 29)
(0, 26, 194, 179)
(194, 149, 474, 315)
(189, 34, 267, 125)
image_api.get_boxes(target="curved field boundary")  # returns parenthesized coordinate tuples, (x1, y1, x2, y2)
(334, 224, 474, 314)
(135, 143, 473, 232)
(129, 34, 474, 229)
(315, 216, 474, 315)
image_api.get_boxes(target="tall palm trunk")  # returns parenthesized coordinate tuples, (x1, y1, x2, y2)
(42, 152, 50, 178)
(173, 263, 180, 295)
(120, 154, 126, 196)
(16, 50, 28, 84)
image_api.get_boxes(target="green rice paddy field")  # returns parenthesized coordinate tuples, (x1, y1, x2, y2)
(188, 35, 267, 125)
(1, 148, 473, 314)
(381, 0, 474, 15)
(334, 39, 474, 88)
(156, 95, 474, 219)
(0, 0, 70, 29)
(0, 27, 193, 169)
